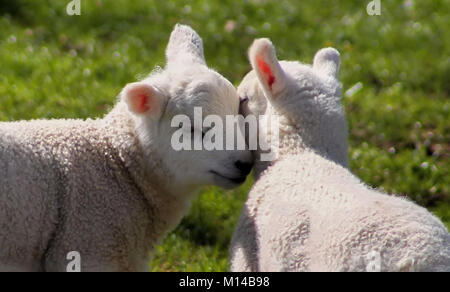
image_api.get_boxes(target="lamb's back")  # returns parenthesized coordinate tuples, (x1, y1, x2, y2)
(249, 152, 450, 271)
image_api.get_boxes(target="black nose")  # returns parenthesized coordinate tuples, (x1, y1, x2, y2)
(235, 160, 253, 175)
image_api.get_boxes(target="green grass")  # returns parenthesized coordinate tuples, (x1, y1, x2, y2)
(0, 0, 448, 271)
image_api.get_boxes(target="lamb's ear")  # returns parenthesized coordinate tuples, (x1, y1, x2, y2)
(248, 38, 287, 100)
(122, 82, 166, 119)
(166, 24, 206, 65)
(313, 48, 340, 79)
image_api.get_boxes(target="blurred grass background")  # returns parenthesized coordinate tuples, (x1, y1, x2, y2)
(0, 0, 448, 271)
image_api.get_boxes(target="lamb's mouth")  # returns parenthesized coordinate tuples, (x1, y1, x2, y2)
(210, 170, 247, 185)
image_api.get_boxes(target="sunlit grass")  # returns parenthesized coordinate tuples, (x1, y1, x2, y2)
(0, 0, 448, 271)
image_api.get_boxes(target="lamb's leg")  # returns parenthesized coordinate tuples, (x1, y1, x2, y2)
(230, 206, 260, 272)
(230, 244, 253, 272)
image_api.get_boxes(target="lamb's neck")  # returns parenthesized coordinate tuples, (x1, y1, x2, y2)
(253, 124, 307, 178)
(104, 103, 192, 241)
(104, 103, 188, 202)
(254, 121, 346, 178)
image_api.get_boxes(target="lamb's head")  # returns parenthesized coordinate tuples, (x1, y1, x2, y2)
(238, 38, 348, 168)
(121, 24, 253, 193)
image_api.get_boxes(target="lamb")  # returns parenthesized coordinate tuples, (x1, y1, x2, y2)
(0, 24, 253, 272)
(230, 38, 450, 272)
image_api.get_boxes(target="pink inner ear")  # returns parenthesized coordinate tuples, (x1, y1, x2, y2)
(256, 57, 275, 89)
(137, 93, 150, 113)
(127, 86, 152, 114)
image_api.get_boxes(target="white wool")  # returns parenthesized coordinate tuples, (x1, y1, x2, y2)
(0, 24, 252, 272)
(230, 38, 450, 272)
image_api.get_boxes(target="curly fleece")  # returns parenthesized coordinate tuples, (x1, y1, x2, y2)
(230, 39, 450, 272)
(0, 103, 190, 271)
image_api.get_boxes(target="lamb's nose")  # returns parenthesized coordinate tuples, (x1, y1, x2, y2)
(235, 160, 253, 175)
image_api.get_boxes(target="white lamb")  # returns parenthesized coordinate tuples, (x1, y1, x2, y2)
(230, 38, 450, 272)
(0, 24, 253, 272)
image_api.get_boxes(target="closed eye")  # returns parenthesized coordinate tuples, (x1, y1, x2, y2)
(240, 96, 249, 105)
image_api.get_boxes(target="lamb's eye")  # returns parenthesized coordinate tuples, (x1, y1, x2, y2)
(240, 96, 249, 105)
